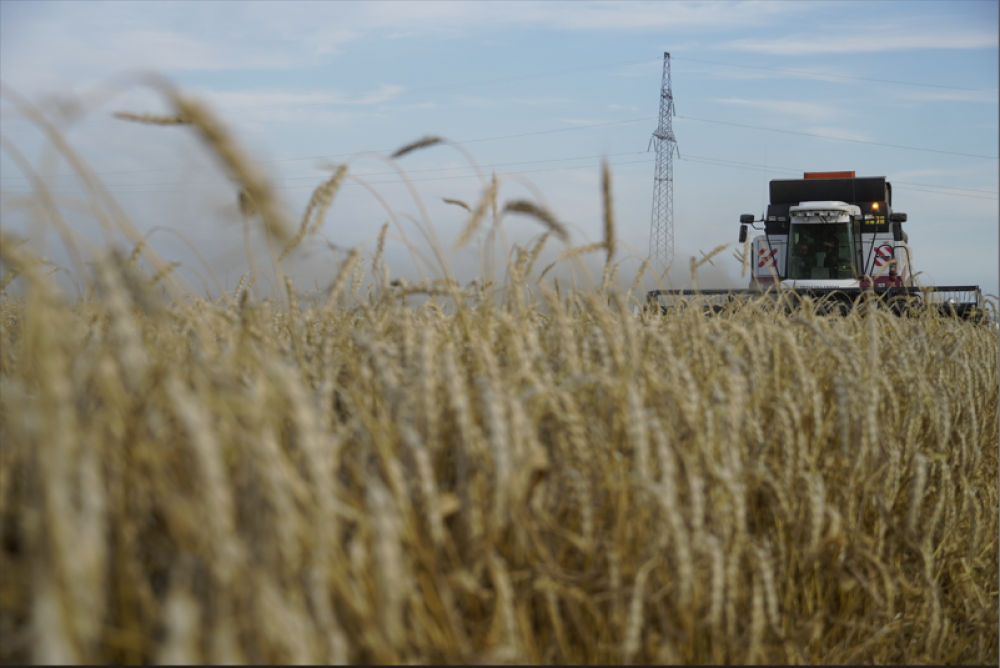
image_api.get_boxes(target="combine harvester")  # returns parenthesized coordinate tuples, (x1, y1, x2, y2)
(648, 171, 987, 320)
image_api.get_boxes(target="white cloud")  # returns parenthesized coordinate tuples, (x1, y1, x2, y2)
(512, 97, 571, 107)
(0, 4, 342, 94)
(231, 108, 391, 132)
(889, 89, 999, 104)
(0, 0, 804, 95)
(888, 168, 952, 181)
(555, 118, 614, 127)
(197, 85, 405, 112)
(250, 0, 797, 35)
(715, 97, 849, 122)
(384, 102, 438, 111)
(681, 64, 871, 88)
(452, 95, 503, 108)
(888, 165, 1000, 192)
(492, 1, 795, 31)
(724, 22, 997, 55)
(801, 126, 870, 143)
(5, 1, 995, 101)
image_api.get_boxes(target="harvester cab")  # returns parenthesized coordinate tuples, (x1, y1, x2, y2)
(742, 171, 911, 290)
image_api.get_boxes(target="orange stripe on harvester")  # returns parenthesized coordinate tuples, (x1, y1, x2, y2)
(874, 247, 893, 268)
(758, 248, 778, 268)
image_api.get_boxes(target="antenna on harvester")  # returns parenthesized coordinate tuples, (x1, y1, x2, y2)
(648, 52, 678, 269)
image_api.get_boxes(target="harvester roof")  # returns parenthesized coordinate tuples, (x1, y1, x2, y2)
(770, 175, 890, 207)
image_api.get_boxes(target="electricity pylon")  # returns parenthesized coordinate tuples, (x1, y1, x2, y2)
(648, 52, 678, 269)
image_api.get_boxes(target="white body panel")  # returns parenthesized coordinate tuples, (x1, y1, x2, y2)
(782, 278, 860, 289)
(859, 236, 914, 286)
(790, 202, 860, 216)
(751, 234, 787, 279)
(748, 199, 916, 288)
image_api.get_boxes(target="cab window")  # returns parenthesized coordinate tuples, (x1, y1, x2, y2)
(787, 223, 855, 279)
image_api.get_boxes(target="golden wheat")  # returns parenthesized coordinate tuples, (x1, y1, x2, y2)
(1, 84, 998, 666)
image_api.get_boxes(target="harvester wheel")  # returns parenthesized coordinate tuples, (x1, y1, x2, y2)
(887, 294, 923, 317)
(857, 294, 888, 317)
(816, 298, 850, 317)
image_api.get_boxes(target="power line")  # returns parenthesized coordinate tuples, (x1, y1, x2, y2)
(3, 110, 994, 199)
(678, 154, 999, 201)
(680, 154, 1000, 198)
(2, 51, 993, 186)
(0, 116, 658, 181)
(5, 150, 994, 202)
(891, 186, 999, 201)
(456, 116, 655, 144)
(676, 115, 999, 160)
(672, 56, 998, 93)
(213, 56, 1000, 112)
(224, 53, 997, 114)
(6, 105, 992, 187)
(2, 51, 988, 130)
(0, 157, 657, 196)
(889, 181, 998, 195)
(0, 56, 663, 125)
(220, 57, 663, 113)
(10, 150, 650, 190)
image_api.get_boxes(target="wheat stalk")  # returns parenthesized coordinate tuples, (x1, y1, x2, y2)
(453, 179, 499, 251)
(391, 135, 445, 159)
(501, 200, 569, 243)
(601, 159, 615, 268)
(2, 85, 997, 667)
(114, 111, 191, 125)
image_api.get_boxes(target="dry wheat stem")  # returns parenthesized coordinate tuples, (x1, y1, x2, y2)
(1, 83, 997, 666)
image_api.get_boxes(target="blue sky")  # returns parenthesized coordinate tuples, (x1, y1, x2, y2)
(1, 0, 997, 297)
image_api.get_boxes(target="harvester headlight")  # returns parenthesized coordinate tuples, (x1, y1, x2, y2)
(872, 202, 880, 210)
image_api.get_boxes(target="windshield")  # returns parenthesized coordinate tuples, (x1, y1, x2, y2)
(787, 222, 856, 280)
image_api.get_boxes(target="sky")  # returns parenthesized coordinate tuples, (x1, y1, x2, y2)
(1, 0, 997, 299)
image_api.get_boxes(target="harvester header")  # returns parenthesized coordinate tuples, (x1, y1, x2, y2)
(648, 170, 986, 320)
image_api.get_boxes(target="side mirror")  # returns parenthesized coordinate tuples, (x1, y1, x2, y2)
(890, 212, 907, 223)
(739, 214, 755, 224)
(738, 225, 748, 243)
(892, 222, 903, 242)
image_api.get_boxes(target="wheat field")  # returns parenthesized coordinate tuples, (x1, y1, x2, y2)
(0, 84, 998, 665)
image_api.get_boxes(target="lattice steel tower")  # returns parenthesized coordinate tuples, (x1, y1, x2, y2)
(648, 52, 678, 268)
